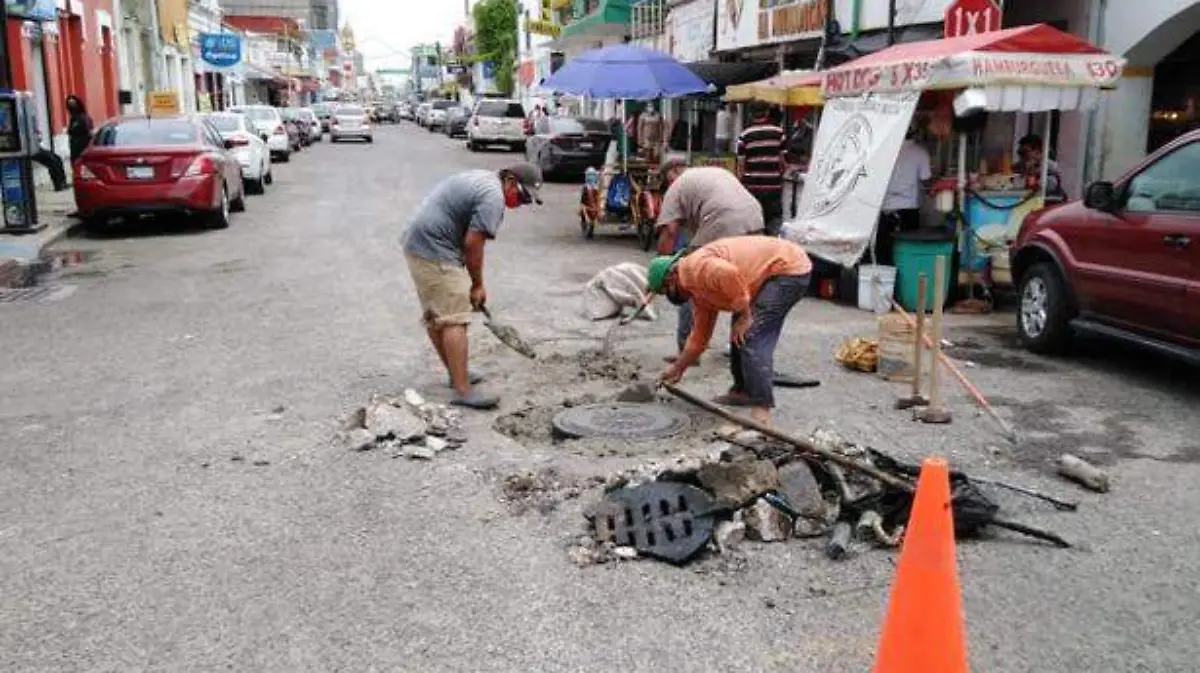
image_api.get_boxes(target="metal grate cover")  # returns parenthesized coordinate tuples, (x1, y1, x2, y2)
(0, 285, 74, 304)
(588, 481, 718, 564)
(552, 402, 690, 440)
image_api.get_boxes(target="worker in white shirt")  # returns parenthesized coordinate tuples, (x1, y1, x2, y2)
(714, 103, 733, 154)
(875, 127, 932, 265)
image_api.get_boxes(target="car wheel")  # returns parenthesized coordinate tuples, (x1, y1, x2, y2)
(1017, 262, 1074, 354)
(82, 215, 107, 235)
(366, 136, 374, 143)
(278, 151, 291, 163)
(263, 167, 273, 185)
(468, 140, 478, 152)
(231, 181, 247, 212)
(511, 141, 526, 153)
(246, 177, 265, 195)
(207, 186, 231, 230)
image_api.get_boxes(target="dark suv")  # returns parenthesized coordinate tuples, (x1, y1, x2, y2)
(1010, 129, 1200, 363)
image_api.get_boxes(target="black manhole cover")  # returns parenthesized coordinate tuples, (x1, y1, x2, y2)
(552, 402, 689, 440)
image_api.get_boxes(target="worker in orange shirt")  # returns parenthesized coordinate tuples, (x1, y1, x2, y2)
(646, 236, 813, 426)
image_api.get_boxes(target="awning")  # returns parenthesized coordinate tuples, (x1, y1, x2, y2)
(726, 69, 823, 107)
(685, 61, 777, 91)
(243, 63, 286, 84)
(823, 24, 1125, 100)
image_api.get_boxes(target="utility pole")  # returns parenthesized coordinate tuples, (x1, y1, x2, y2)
(0, 0, 11, 88)
(887, 0, 897, 46)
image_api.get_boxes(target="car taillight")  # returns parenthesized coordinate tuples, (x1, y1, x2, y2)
(473, 117, 480, 127)
(77, 164, 98, 182)
(273, 125, 286, 136)
(184, 155, 216, 177)
(228, 135, 250, 147)
(331, 118, 339, 127)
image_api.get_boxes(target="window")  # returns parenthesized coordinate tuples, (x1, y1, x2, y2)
(201, 122, 224, 148)
(338, 105, 365, 116)
(432, 100, 456, 110)
(207, 115, 242, 133)
(1125, 142, 1200, 213)
(93, 119, 200, 146)
(236, 107, 279, 123)
(477, 101, 525, 118)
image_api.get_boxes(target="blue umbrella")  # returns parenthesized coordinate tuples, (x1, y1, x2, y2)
(540, 44, 709, 100)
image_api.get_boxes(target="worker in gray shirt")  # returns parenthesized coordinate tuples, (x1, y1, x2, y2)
(401, 163, 542, 409)
(654, 159, 764, 361)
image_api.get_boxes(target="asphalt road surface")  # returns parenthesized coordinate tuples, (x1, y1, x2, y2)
(2, 123, 1198, 672)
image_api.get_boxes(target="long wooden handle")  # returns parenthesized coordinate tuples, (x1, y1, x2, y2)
(928, 258, 946, 408)
(911, 274, 928, 396)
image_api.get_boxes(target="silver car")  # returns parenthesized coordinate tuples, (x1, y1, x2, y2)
(329, 104, 373, 143)
(468, 99, 528, 152)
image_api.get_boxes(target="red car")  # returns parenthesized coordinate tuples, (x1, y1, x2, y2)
(1011, 129, 1200, 363)
(74, 115, 247, 231)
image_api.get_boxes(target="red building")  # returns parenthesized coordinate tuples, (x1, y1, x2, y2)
(5, 0, 119, 149)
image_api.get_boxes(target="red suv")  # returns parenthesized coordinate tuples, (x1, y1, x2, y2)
(1011, 130, 1200, 363)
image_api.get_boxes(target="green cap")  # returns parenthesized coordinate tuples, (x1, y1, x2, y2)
(646, 253, 684, 294)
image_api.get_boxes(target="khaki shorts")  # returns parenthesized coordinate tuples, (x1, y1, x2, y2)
(405, 253, 473, 328)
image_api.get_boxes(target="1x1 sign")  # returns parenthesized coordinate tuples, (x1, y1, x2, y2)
(147, 91, 180, 116)
(944, 0, 1001, 38)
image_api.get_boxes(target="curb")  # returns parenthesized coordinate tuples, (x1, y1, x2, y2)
(0, 216, 79, 289)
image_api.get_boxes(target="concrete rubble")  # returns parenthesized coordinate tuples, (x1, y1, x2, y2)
(341, 389, 467, 459)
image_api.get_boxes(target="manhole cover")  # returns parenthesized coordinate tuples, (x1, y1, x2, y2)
(552, 402, 689, 440)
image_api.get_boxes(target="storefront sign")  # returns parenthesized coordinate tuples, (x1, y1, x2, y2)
(825, 51, 1126, 97)
(528, 0, 560, 37)
(147, 91, 181, 116)
(668, 0, 714, 63)
(199, 32, 243, 69)
(783, 92, 919, 267)
(717, 0, 955, 52)
(5, 0, 56, 21)
(944, 0, 1001, 38)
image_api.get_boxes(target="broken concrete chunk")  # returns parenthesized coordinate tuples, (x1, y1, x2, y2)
(612, 546, 638, 560)
(714, 516, 746, 553)
(403, 388, 426, 408)
(422, 436, 449, 453)
(697, 460, 781, 509)
(365, 400, 426, 442)
(778, 461, 825, 519)
(1057, 453, 1110, 493)
(342, 406, 367, 431)
(616, 382, 656, 404)
(402, 445, 437, 460)
(343, 428, 377, 452)
(716, 424, 742, 440)
(742, 498, 792, 542)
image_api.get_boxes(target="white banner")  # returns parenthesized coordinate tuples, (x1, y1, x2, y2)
(783, 92, 920, 268)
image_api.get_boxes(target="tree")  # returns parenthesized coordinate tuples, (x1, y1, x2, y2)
(472, 0, 519, 95)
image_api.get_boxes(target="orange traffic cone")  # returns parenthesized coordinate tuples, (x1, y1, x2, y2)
(873, 457, 968, 673)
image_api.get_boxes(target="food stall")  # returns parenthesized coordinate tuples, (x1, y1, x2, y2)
(790, 24, 1124, 312)
(539, 44, 710, 249)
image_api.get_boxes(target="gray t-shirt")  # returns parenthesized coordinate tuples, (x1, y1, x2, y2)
(402, 170, 505, 264)
(656, 167, 763, 248)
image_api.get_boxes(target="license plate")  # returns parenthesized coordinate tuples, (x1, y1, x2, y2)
(579, 143, 593, 150)
(126, 166, 154, 179)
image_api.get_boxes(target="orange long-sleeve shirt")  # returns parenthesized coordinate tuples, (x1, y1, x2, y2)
(676, 236, 813, 360)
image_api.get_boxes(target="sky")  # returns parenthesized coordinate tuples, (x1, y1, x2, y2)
(339, 0, 473, 72)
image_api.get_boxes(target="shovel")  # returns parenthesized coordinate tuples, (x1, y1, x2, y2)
(479, 305, 536, 359)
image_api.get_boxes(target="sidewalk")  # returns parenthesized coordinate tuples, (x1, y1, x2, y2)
(0, 187, 77, 288)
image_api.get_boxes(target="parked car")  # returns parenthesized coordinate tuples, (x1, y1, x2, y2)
(278, 108, 308, 149)
(378, 103, 400, 123)
(312, 102, 334, 132)
(1010, 128, 1200, 364)
(73, 115, 246, 231)
(525, 116, 611, 180)
(467, 98, 527, 152)
(298, 108, 322, 143)
(329, 104, 373, 143)
(230, 105, 291, 161)
(398, 103, 414, 121)
(425, 99, 458, 132)
(443, 106, 469, 138)
(205, 112, 272, 194)
(415, 102, 432, 127)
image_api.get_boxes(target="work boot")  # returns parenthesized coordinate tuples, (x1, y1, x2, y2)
(713, 390, 754, 407)
(451, 387, 500, 410)
(446, 368, 486, 387)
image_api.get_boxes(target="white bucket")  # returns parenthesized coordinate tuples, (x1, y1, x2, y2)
(857, 265, 897, 314)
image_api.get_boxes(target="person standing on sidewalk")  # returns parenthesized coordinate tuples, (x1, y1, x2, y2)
(875, 127, 932, 265)
(648, 236, 813, 426)
(400, 163, 543, 410)
(714, 103, 734, 154)
(66, 95, 93, 163)
(654, 159, 764, 362)
(735, 103, 787, 236)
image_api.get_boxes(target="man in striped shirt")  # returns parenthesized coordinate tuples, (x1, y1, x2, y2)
(735, 103, 787, 236)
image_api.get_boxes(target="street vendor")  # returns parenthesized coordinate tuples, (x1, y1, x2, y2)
(648, 236, 813, 426)
(655, 159, 765, 361)
(400, 162, 543, 410)
(1015, 134, 1066, 200)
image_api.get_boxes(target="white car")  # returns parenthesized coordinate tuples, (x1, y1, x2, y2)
(298, 108, 322, 143)
(205, 112, 273, 194)
(468, 99, 528, 152)
(329, 104, 373, 143)
(425, 99, 457, 132)
(230, 105, 291, 161)
(415, 102, 432, 126)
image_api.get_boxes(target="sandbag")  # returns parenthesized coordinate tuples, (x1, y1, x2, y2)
(582, 262, 658, 321)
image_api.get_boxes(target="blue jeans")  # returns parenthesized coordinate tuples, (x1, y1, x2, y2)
(730, 274, 810, 408)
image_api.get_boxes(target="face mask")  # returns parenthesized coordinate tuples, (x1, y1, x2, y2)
(504, 184, 522, 208)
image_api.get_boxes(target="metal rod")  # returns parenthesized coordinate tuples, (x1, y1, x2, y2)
(911, 274, 927, 398)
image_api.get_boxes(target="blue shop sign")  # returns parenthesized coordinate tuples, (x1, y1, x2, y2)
(199, 33, 243, 69)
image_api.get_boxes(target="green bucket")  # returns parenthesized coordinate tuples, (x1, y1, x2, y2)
(893, 231, 954, 312)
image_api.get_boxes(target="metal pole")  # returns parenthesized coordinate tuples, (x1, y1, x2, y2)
(0, 0, 12, 88)
(887, 0, 897, 46)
